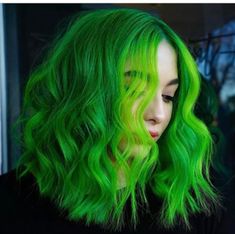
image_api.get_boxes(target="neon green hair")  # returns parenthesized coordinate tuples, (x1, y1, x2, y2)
(14, 8, 221, 231)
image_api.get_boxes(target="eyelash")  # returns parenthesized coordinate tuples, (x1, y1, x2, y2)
(162, 95, 174, 103)
(126, 87, 175, 103)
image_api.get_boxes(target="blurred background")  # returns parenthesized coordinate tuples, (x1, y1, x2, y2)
(0, 3, 234, 227)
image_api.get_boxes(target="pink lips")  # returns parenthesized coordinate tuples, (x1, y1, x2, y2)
(149, 131, 159, 138)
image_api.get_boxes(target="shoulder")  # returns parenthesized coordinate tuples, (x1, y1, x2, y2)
(144, 185, 230, 234)
(0, 169, 88, 233)
(0, 169, 28, 212)
(0, 169, 37, 204)
(0, 169, 49, 232)
(188, 205, 231, 234)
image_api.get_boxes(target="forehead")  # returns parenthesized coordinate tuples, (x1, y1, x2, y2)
(157, 40, 178, 86)
(124, 40, 178, 87)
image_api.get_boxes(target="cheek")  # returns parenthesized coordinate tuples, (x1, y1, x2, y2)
(162, 106, 173, 129)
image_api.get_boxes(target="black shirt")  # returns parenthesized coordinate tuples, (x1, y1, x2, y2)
(0, 169, 230, 234)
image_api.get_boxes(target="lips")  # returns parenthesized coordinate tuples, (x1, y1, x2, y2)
(149, 131, 159, 138)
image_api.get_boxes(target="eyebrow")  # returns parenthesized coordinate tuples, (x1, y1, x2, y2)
(124, 70, 179, 86)
(166, 78, 179, 86)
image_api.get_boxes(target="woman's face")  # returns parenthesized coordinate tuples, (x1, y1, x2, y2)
(119, 40, 179, 156)
(142, 40, 179, 141)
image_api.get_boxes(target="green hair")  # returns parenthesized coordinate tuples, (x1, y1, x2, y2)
(14, 8, 221, 231)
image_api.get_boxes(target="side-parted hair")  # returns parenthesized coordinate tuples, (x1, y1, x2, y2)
(15, 8, 221, 231)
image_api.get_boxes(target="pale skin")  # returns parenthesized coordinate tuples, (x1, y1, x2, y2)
(117, 40, 179, 189)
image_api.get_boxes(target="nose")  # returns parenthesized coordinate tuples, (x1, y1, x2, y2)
(144, 95, 165, 125)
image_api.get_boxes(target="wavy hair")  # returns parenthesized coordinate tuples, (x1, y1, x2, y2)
(14, 8, 221, 231)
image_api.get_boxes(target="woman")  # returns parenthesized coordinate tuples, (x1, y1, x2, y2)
(0, 8, 228, 233)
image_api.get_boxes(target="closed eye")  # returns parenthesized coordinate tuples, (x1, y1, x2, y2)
(162, 95, 174, 103)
